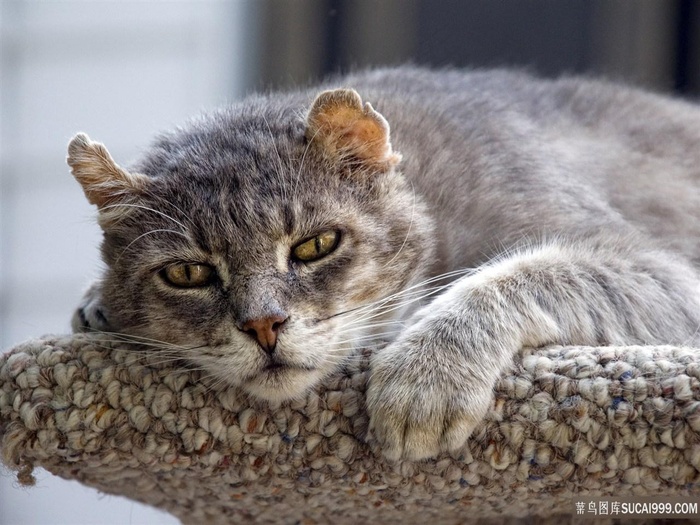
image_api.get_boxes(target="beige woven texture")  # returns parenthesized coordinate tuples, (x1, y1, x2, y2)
(1, 334, 699, 524)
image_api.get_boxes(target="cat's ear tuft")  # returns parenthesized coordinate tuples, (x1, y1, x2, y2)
(67, 133, 148, 208)
(306, 88, 401, 172)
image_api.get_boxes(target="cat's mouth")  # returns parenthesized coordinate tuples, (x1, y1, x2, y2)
(262, 356, 315, 374)
(262, 364, 316, 375)
(243, 357, 324, 403)
(264, 360, 289, 372)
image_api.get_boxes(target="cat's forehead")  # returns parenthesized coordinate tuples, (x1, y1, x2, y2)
(139, 108, 323, 192)
(147, 133, 334, 217)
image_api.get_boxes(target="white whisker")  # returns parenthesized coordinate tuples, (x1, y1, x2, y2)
(294, 125, 322, 201)
(382, 180, 416, 268)
(332, 331, 400, 346)
(336, 320, 404, 333)
(328, 267, 473, 323)
(339, 282, 455, 328)
(262, 114, 290, 202)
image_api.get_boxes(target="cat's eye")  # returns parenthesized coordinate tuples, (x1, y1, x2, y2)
(161, 263, 214, 288)
(292, 230, 340, 262)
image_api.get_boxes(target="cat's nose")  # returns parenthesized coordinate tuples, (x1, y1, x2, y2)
(241, 315, 287, 354)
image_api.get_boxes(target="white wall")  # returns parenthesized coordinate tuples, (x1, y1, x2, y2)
(0, 1, 252, 523)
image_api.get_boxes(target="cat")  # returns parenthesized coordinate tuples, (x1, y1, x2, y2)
(68, 67, 700, 462)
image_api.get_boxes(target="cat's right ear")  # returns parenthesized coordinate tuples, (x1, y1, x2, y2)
(67, 133, 149, 209)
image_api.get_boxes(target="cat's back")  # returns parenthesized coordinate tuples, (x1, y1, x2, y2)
(336, 67, 700, 266)
(339, 66, 700, 141)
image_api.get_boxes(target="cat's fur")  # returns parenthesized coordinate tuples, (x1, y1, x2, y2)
(68, 67, 700, 461)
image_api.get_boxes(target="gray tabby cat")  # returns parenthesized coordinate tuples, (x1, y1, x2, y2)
(68, 67, 700, 462)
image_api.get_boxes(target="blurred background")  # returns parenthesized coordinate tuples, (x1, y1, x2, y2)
(1, 0, 700, 523)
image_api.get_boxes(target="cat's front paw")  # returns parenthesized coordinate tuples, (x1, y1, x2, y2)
(366, 328, 495, 462)
(71, 282, 112, 333)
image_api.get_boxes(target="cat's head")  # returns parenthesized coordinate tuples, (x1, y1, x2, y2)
(67, 88, 433, 402)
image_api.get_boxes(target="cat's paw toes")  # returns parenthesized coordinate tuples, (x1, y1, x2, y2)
(367, 388, 488, 462)
(366, 337, 494, 461)
(71, 284, 111, 333)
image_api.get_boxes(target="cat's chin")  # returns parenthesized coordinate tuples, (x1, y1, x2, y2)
(243, 366, 325, 403)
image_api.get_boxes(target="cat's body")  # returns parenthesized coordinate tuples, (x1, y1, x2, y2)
(69, 67, 700, 461)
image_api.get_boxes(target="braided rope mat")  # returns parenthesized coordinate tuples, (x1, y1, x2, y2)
(1, 334, 699, 524)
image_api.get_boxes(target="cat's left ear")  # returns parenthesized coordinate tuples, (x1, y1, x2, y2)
(67, 133, 149, 209)
(306, 88, 401, 172)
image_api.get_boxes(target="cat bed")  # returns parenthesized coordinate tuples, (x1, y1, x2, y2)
(1, 334, 699, 524)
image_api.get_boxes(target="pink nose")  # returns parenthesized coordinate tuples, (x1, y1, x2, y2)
(241, 315, 287, 354)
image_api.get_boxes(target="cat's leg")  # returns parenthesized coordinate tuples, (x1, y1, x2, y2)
(367, 236, 700, 461)
(71, 281, 113, 333)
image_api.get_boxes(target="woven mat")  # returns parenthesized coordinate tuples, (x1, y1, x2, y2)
(1, 334, 699, 524)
